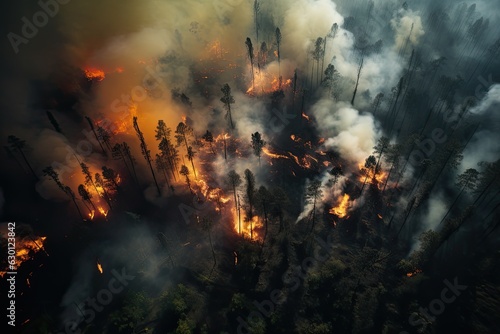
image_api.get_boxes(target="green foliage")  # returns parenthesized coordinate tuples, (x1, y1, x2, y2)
(110, 292, 151, 333)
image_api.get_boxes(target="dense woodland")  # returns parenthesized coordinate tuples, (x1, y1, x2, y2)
(1, 0, 500, 333)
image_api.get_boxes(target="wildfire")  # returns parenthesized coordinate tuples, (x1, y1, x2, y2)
(96, 260, 103, 274)
(0, 236, 47, 277)
(232, 209, 263, 241)
(358, 163, 387, 189)
(88, 210, 95, 220)
(290, 134, 301, 142)
(406, 269, 422, 277)
(329, 194, 350, 218)
(246, 72, 291, 95)
(262, 147, 289, 160)
(84, 68, 105, 81)
(98, 207, 108, 217)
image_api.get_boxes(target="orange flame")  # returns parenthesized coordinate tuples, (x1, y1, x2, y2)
(232, 209, 263, 241)
(84, 68, 105, 81)
(329, 194, 350, 218)
(0, 236, 47, 277)
(97, 260, 103, 274)
(98, 207, 108, 217)
(406, 269, 422, 277)
(262, 147, 289, 160)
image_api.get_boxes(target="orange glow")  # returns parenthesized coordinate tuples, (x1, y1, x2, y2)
(301, 112, 310, 121)
(0, 236, 47, 277)
(97, 260, 103, 274)
(84, 68, 105, 81)
(329, 194, 350, 218)
(290, 134, 301, 142)
(232, 209, 263, 241)
(98, 207, 108, 217)
(358, 163, 387, 189)
(262, 147, 289, 160)
(88, 210, 95, 220)
(406, 269, 422, 277)
(377, 214, 383, 219)
(246, 72, 292, 95)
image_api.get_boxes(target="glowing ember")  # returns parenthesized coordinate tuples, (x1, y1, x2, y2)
(377, 214, 383, 219)
(290, 134, 301, 142)
(262, 147, 289, 160)
(301, 112, 310, 121)
(329, 194, 350, 218)
(406, 269, 422, 277)
(88, 210, 95, 220)
(96, 260, 103, 274)
(84, 68, 105, 81)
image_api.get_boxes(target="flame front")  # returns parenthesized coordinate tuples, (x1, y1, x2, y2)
(329, 194, 350, 218)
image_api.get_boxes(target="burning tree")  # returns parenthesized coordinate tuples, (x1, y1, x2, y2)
(78, 184, 96, 213)
(133, 116, 161, 196)
(220, 84, 235, 129)
(7, 135, 38, 180)
(95, 172, 113, 209)
(360, 155, 377, 195)
(251, 132, 266, 166)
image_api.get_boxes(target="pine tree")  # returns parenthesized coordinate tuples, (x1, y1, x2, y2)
(251, 132, 265, 166)
(7, 135, 38, 180)
(220, 84, 235, 129)
(133, 117, 161, 196)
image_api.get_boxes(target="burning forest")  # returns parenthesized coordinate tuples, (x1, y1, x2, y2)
(1, 0, 500, 333)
